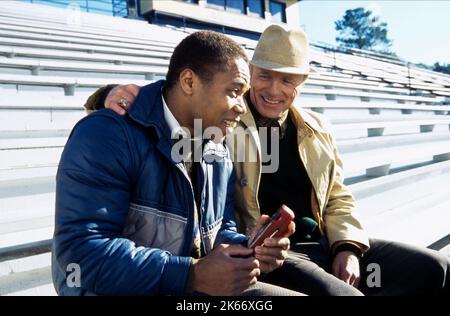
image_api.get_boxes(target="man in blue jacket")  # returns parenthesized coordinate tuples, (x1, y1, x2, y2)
(52, 31, 299, 296)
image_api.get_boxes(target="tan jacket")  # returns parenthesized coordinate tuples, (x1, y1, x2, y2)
(227, 104, 370, 253)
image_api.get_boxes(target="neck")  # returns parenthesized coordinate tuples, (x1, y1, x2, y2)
(163, 86, 194, 135)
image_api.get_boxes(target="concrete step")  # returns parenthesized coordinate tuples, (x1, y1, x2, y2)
(439, 244, 450, 257)
(0, 252, 51, 277)
(0, 166, 57, 182)
(0, 226, 53, 248)
(338, 131, 450, 154)
(350, 160, 450, 199)
(1, 146, 64, 169)
(342, 139, 450, 177)
(355, 171, 450, 247)
(0, 136, 67, 149)
(0, 263, 55, 296)
(0, 130, 71, 139)
(0, 108, 83, 132)
(1, 193, 55, 223)
(363, 196, 450, 248)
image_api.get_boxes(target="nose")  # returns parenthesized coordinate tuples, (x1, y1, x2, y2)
(234, 96, 247, 115)
(268, 79, 282, 95)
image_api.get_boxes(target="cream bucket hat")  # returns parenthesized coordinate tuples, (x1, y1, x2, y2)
(251, 24, 316, 75)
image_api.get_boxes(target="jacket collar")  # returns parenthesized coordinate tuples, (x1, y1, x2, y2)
(127, 80, 180, 164)
(128, 80, 172, 140)
(290, 106, 327, 134)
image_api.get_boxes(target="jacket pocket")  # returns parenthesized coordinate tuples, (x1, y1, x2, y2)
(122, 202, 187, 255)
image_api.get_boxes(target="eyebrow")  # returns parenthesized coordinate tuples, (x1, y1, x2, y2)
(232, 79, 250, 91)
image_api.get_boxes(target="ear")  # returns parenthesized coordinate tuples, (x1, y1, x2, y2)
(249, 64, 254, 75)
(249, 64, 258, 86)
(179, 69, 196, 95)
(300, 74, 308, 85)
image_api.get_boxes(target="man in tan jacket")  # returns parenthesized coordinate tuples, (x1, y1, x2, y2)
(83, 25, 449, 295)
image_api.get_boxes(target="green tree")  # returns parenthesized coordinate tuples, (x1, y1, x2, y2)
(433, 62, 450, 75)
(335, 7, 392, 51)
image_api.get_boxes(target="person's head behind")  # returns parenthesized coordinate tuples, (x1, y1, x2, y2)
(165, 31, 250, 139)
(249, 25, 314, 119)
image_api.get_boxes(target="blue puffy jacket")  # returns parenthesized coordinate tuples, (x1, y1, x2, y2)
(52, 80, 247, 295)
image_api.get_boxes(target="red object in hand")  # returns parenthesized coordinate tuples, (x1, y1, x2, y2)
(248, 205, 295, 249)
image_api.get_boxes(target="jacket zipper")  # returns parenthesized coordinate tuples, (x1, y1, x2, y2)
(197, 163, 207, 256)
(174, 162, 197, 256)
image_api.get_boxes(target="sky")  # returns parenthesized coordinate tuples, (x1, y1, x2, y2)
(298, 0, 450, 65)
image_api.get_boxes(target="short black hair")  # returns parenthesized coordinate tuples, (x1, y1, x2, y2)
(165, 31, 249, 90)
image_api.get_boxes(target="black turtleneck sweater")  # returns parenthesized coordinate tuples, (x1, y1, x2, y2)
(247, 97, 320, 244)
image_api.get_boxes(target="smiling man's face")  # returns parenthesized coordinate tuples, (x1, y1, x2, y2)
(249, 65, 306, 119)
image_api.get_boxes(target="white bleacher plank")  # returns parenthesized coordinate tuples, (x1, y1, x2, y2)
(342, 139, 450, 177)
(305, 78, 410, 94)
(350, 161, 450, 246)
(0, 166, 57, 182)
(0, 215, 54, 236)
(337, 131, 450, 153)
(309, 73, 395, 87)
(0, 2, 183, 46)
(0, 36, 173, 59)
(0, 226, 53, 249)
(0, 56, 167, 77)
(0, 45, 170, 67)
(0, 137, 67, 150)
(0, 266, 55, 296)
(0, 96, 86, 109)
(0, 130, 71, 139)
(333, 118, 450, 135)
(0, 73, 152, 97)
(0, 108, 84, 132)
(301, 87, 446, 104)
(355, 176, 450, 247)
(0, 253, 51, 278)
(0, 25, 176, 52)
(1, 192, 55, 223)
(1, 147, 63, 170)
(300, 100, 450, 113)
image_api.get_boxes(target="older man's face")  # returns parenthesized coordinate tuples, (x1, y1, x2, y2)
(249, 66, 306, 119)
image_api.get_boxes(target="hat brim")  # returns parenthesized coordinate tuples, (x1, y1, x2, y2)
(250, 59, 316, 75)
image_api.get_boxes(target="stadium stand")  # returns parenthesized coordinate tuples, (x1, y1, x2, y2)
(0, 1, 449, 295)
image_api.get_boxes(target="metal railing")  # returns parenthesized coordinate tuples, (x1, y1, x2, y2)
(0, 239, 52, 263)
(0, 234, 448, 263)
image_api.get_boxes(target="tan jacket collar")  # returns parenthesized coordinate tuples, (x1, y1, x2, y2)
(290, 106, 327, 134)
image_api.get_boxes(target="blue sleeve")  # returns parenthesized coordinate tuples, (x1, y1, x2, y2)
(53, 113, 191, 295)
(215, 168, 249, 247)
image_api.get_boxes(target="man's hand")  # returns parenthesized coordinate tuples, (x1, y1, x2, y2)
(332, 251, 360, 288)
(105, 84, 140, 115)
(191, 244, 260, 296)
(249, 215, 295, 274)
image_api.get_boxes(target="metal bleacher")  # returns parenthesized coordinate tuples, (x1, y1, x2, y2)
(0, 1, 449, 295)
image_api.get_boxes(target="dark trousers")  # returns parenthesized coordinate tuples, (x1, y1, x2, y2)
(240, 281, 304, 296)
(261, 238, 450, 296)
